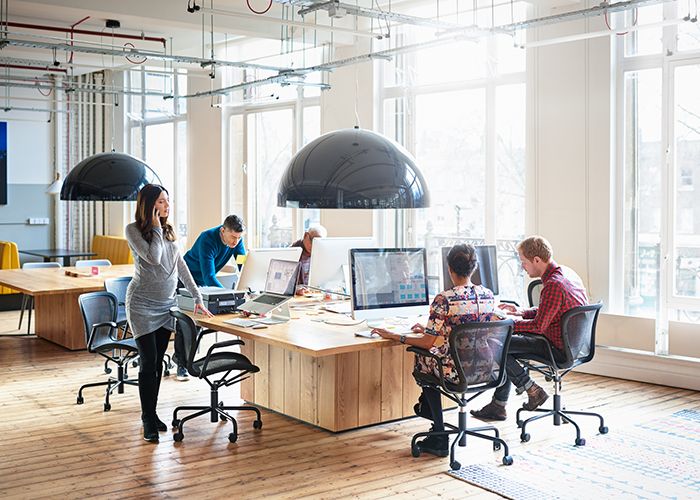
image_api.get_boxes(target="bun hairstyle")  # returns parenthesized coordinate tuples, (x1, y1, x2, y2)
(447, 244, 478, 279)
(135, 184, 176, 243)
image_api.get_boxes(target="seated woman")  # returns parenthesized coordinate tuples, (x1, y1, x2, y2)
(371, 243, 497, 457)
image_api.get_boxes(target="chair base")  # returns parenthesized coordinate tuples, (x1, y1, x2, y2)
(411, 409, 513, 470)
(516, 394, 608, 446)
(76, 364, 138, 411)
(172, 388, 262, 443)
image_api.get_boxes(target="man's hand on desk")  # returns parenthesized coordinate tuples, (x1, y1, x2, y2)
(194, 303, 214, 318)
(498, 303, 523, 317)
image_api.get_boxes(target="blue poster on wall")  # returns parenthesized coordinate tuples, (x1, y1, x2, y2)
(0, 122, 6, 205)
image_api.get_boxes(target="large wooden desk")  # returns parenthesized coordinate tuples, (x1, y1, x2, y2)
(196, 309, 423, 432)
(0, 265, 134, 350)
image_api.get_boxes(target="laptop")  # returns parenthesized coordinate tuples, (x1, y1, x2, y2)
(238, 259, 300, 316)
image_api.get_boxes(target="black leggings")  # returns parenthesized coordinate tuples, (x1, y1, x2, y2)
(135, 327, 171, 376)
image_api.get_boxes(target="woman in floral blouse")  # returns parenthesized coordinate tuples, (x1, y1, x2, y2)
(372, 243, 497, 457)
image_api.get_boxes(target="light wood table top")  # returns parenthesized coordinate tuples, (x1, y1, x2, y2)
(195, 304, 401, 358)
(0, 265, 134, 295)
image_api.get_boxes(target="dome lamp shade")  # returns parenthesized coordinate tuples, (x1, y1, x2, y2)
(277, 128, 430, 209)
(60, 152, 161, 201)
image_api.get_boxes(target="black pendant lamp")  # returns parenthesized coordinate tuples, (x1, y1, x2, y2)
(277, 127, 430, 209)
(60, 152, 161, 201)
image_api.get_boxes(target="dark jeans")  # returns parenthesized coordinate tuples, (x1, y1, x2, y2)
(493, 333, 565, 403)
(422, 386, 444, 431)
(173, 321, 186, 368)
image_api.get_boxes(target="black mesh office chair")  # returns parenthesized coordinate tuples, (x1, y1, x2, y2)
(76, 292, 139, 411)
(103, 277, 172, 377)
(170, 308, 262, 443)
(527, 279, 543, 307)
(408, 320, 515, 470)
(515, 303, 607, 445)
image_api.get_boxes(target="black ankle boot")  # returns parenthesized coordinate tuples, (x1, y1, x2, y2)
(138, 372, 160, 443)
(142, 417, 159, 443)
(142, 413, 167, 432)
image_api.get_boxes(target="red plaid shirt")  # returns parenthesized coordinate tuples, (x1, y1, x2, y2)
(514, 262, 588, 350)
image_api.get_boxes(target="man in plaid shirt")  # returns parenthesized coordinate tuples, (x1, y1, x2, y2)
(471, 236, 588, 421)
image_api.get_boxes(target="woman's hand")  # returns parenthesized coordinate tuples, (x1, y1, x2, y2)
(152, 207, 161, 227)
(194, 303, 213, 318)
(411, 323, 425, 333)
(498, 302, 522, 316)
(370, 327, 393, 339)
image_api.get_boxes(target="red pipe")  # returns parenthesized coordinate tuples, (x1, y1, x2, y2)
(0, 63, 67, 73)
(7, 21, 167, 47)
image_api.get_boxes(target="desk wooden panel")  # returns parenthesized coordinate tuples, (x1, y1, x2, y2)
(197, 312, 423, 432)
(0, 265, 134, 350)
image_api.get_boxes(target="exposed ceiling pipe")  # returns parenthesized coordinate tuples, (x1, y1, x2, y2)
(0, 105, 67, 113)
(0, 80, 171, 97)
(0, 63, 67, 73)
(6, 21, 167, 48)
(0, 38, 300, 73)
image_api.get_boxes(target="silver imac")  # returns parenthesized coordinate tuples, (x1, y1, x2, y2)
(236, 247, 303, 293)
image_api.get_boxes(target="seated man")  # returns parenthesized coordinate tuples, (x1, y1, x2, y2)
(290, 224, 327, 291)
(471, 235, 588, 421)
(174, 215, 246, 380)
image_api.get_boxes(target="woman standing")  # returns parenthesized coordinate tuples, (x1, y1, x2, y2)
(371, 244, 497, 457)
(125, 184, 211, 442)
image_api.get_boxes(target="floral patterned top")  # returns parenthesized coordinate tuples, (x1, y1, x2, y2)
(416, 284, 497, 384)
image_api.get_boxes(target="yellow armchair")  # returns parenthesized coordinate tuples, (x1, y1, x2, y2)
(92, 235, 134, 265)
(0, 240, 20, 294)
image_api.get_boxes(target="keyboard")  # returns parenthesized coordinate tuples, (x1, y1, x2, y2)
(224, 318, 257, 328)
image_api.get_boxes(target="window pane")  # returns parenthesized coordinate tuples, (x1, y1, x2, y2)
(128, 70, 142, 117)
(413, 41, 487, 85)
(383, 98, 406, 146)
(623, 5, 663, 57)
(495, 83, 526, 303)
(414, 89, 486, 292)
(229, 114, 246, 221)
(623, 69, 662, 317)
(144, 71, 174, 118)
(145, 123, 174, 194)
(673, 64, 700, 300)
(248, 109, 294, 247)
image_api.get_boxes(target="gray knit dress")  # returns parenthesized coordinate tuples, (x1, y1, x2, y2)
(125, 223, 203, 339)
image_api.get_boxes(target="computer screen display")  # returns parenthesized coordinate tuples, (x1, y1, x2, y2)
(265, 259, 300, 296)
(441, 245, 499, 295)
(350, 248, 429, 320)
(236, 247, 303, 292)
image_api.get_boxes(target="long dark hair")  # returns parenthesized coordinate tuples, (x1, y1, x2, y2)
(135, 184, 176, 243)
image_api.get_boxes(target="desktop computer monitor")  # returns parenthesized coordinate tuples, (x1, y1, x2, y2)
(441, 245, 499, 295)
(350, 248, 429, 321)
(308, 237, 376, 291)
(236, 247, 303, 292)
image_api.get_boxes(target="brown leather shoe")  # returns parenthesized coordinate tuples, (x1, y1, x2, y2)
(522, 383, 549, 411)
(470, 401, 507, 421)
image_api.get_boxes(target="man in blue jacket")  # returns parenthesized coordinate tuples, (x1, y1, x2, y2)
(174, 215, 246, 380)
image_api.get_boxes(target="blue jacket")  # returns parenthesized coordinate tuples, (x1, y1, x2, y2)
(183, 226, 246, 287)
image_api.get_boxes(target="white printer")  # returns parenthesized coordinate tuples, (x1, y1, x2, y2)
(176, 286, 246, 315)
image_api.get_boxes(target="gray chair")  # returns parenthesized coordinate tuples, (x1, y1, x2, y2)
(516, 303, 607, 446)
(75, 259, 112, 268)
(170, 308, 262, 443)
(408, 320, 515, 470)
(18, 261, 62, 334)
(76, 291, 139, 411)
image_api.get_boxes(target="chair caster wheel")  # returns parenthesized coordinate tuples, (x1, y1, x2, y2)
(228, 432, 238, 443)
(76, 396, 84, 405)
(253, 420, 263, 430)
(132, 361, 138, 368)
(599, 426, 608, 434)
(173, 432, 184, 442)
(164, 370, 170, 377)
(172, 419, 180, 428)
(493, 442, 501, 451)
(450, 460, 461, 471)
(575, 438, 586, 446)
(103, 403, 111, 412)
(411, 445, 420, 458)
(502, 455, 513, 466)
(104, 368, 112, 374)
(516, 419, 523, 428)
(520, 432, 530, 443)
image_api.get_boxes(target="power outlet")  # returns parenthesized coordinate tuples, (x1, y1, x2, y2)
(27, 217, 50, 225)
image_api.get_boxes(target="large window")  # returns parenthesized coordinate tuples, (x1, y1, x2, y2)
(126, 67, 188, 249)
(618, 3, 700, 350)
(377, 2, 527, 301)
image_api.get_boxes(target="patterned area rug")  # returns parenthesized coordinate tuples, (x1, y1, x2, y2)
(448, 409, 700, 500)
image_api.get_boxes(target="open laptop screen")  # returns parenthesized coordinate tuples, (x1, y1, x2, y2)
(264, 259, 300, 296)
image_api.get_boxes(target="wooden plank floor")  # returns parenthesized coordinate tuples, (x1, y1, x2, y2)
(1, 309, 699, 499)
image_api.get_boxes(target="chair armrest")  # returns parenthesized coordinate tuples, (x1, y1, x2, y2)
(500, 299, 520, 307)
(87, 321, 118, 350)
(200, 337, 245, 375)
(407, 346, 454, 394)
